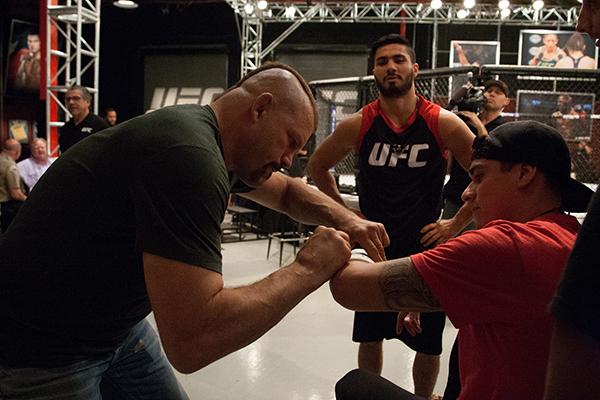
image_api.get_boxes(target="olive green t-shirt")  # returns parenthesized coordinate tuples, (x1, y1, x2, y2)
(0, 105, 240, 366)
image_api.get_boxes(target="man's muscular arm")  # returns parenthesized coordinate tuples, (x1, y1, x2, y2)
(329, 256, 441, 312)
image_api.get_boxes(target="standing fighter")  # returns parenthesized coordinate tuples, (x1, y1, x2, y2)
(308, 34, 474, 397)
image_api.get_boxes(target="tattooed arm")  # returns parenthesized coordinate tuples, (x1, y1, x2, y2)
(329, 257, 442, 312)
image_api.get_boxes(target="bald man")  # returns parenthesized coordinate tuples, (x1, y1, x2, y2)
(0, 139, 27, 232)
(0, 62, 389, 398)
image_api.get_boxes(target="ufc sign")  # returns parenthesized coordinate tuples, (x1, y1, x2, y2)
(368, 142, 429, 168)
(147, 87, 225, 113)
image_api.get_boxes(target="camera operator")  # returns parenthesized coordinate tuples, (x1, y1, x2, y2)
(421, 79, 510, 249)
(443, 79, 510, 223)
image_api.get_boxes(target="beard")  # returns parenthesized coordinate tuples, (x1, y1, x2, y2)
(375, 70, 414, 98)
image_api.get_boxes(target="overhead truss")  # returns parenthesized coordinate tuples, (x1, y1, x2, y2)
(230, 2, 578, 25)
(46, 0, 101, 155)
(226, 1, 580, 75)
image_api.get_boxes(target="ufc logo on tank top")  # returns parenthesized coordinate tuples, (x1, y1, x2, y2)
(367, 142, 430, 168)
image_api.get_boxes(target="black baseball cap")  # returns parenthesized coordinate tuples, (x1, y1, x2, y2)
(484, 79, 509, 97)
(472, 120, 594, 212)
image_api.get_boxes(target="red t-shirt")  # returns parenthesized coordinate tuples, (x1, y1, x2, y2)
(411, 213, 579, 400)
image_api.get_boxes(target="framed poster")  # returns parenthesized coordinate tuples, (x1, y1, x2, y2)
(518, 30, 598, 69)
(5, 20, 41, 97)
(516, 90, 595, 140)
(8, 120, 31, 144)
(449, 40, 500, 98)
(450, 40, 501, 67)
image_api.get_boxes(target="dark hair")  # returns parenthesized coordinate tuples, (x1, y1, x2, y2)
(564, 32, 586, 54)
(67, 85, 92, 103)
(369, 34, 416, 65)
(104, 107, 116, 115)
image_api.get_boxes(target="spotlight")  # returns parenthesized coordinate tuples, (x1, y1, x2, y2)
(284, 5, 296, 19)
(457, 8, 469, 18)
(463, 0, 476, 9)
(500, 8, 511, 17)
(498, 0, 510, 10)
(431, 0, 443, 10)
(532, 0, 544, 10)
(113, 0, 138, 9)
(257, 0, 268, 10)
(244, 3, 255, 15)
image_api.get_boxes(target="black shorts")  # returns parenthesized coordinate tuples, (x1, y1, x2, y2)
(352, 310, 446, 356)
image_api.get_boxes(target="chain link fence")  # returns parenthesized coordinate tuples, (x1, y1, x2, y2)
(310, 66, 600, 188)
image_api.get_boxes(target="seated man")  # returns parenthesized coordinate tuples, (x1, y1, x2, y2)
(330, 121, 593, 400)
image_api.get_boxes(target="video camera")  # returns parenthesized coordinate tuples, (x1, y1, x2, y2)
(446, 72, 487, 114)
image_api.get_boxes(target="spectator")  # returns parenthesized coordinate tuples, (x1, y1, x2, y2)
(104, 107, 118, 126)
(0, 139, 27, 232)
(17, 138, 53, 191)
(59, 85, 109, 153)
(544, 8, 600, 396)
(544, 190, 600, 399)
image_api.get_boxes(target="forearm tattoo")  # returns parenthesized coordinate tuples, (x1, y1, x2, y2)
(379, 258, 441, 312)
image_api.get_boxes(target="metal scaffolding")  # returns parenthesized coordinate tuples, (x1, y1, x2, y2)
(226, 1, 580, 76)
(46, 0, 101, 155)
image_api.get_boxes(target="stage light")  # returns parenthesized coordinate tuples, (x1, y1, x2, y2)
(431, 0, 443, 10)
(501, 8, 511, 17)
(257, 0, 268, 10)
(498, 0, 510, 10)
(532, 0, 544, 10)
(244, 3, 255, 15)
(457, 8, 469, 18)
(464, 0, 476, 9)
(113, 0, 138, 9)
(284, 5, 296, 19)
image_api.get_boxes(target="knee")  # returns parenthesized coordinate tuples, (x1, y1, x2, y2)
(335, 369, 365, 399)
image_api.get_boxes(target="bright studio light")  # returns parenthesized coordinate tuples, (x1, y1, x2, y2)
(501, 8, 511, 17)
(532, 0, 544, 10)
(498, 0, 510, 10)
(463, 0, 476, 9)
(284, 5, 296, 19)
(257, 0, 268, 10)
(244, 3, 255, 14)
(431, 0, 443, 10)
(113, 0, 138, 9)
(457, 8, 469, 18)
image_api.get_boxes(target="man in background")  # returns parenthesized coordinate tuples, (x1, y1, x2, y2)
(59, 85, 109, 153)
(104, 107, 118, 126)
(17, 138, 53, 191)
(0, 139, 27, 232)
(543, 1, 600, 397)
